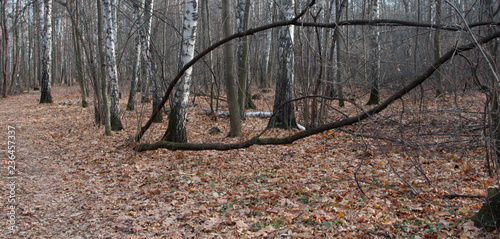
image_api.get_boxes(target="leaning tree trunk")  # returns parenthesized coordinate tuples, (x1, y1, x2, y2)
(271, 0, 298, 129)
(366, 0, 380, 105)
(162, 0, 199, 143)
(40, 0, 53, 103)
(103, 0, 123, 131)
(222, 0, 242, 137)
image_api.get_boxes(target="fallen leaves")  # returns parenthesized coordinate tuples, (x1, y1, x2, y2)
(0, 87, 498, 238)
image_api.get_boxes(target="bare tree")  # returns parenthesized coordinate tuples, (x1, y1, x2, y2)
(98, 0, 111, 135)
(236, 0, 251, 118)
(162, 0, 199, 143)
(271, 0, 298, 129)
(222, 0, 242, 137)
(126, 0, 143, 111)
(0, 0, 8, 98)
(69, 1, 88, 107)
(40, 0, 53, 103)
(140, 0, 154, 104)
(434, 0, 443, 98)
(103, 0, 123, 130)
(366, 0, 380, 105)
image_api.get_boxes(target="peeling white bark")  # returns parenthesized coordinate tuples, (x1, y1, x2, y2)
(272, 0, 298, 128)
(103, 0, 123, 130)
(40, 0, 53, 103)
(164, 0, 199, 142)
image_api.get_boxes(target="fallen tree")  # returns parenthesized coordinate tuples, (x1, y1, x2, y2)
(134, 29, 500, 152)
(133, 0, 500, 144)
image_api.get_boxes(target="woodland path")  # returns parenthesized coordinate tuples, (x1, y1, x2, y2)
(0, 89, 152, 238)
(0, 87, 497, 238)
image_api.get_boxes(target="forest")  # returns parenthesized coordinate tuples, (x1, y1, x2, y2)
(1, 0, 500, 237)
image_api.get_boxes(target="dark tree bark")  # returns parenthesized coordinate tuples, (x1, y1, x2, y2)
(271, 0, 298, 129)
(222, 0, 242, 137)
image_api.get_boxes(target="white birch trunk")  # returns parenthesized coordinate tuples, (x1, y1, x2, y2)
(236, 0, 251, 118)
(272, 0, 297, 129)
(103, 0, 123, 130)
(366, 0, 380, 105)
(146, 0, 162, 122)
(263, 0, 274, 88)
(162, 0, 199, 142)
(140, 0, 154, 103)
(40, 0, 53, 103)
(127, 0, 143, 111)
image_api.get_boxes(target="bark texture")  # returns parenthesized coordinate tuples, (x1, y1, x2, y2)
(366, 0, 380, 105)
(103, 0, 123, 130)
(272, 0, 298, 129)
(162, 0, 199, 143)
(222, 0, 242, 137)
(40, 0, 53, 103)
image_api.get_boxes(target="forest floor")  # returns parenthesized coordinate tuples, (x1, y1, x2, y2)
(0, 86, 499, 238)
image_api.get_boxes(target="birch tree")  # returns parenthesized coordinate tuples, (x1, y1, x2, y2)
(140, 0, 154, 104)
(236, 0, 251, 118)
(434, 0, 443, 98)
(103, 0, 123, 130)
(262, 0, 275, 89)
(366, 0, 381, 105)
(40, 0, 53, 103)
(141, 0, 162, 122)
(126, 0, 144, 111)
(162, 0, 199, 143)
(222, 0, 242, 137)
(98, 0, 111, 135)
(271, 0, 298, 129)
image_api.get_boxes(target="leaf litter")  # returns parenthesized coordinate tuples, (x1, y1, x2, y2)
(0, 87, 498, 238)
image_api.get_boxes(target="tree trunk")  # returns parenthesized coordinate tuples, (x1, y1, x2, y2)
(222, 0, 242, 137)
(0, 0, 8, 98)
(103, 0, 123, 131)
(98, 0, 111, 135)
(366, 0, 380, 105)
(271, 0, 298, 129)
(142, 0, 162, 123)
(40, 0, 53, 104)
(237, 0, 251, 119)
(262, 0, 275, 89)
(162, 0, 199, 143)
(471, 188, 500, 232)
(434, 0, 443, 98)
(140, 0, 154, 104)
(71, 2, 88, 107)
(127, 0, 143, 111)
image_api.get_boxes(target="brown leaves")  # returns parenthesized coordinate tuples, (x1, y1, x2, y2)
(1, 87, 498, 238)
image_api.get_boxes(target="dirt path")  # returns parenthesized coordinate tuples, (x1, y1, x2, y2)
(0, 89, 150, 238)
(0, 87, 496, 238)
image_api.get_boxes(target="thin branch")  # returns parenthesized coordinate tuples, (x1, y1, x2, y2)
(135, 30, 500, 152)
